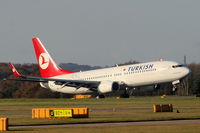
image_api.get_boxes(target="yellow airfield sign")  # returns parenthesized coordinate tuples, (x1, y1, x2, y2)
(50, 109, 72, 117)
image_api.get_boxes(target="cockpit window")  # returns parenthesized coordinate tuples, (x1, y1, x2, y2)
(172, 65, 184, 68)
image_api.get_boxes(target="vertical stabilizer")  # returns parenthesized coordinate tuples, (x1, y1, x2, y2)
(32, 38, 74, 78)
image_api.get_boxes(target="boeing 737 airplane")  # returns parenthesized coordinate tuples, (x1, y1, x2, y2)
(8, 38, 190, 97)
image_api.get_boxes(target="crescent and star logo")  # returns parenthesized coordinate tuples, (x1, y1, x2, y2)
(39, 53, 50, 69)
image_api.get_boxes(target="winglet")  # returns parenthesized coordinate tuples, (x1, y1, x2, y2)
(8, 63, 22, 77)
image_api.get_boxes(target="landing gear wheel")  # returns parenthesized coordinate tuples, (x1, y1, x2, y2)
(120, 93, 130, 98)
(96, 95, 105, 99)
(172, 87, 177, 92)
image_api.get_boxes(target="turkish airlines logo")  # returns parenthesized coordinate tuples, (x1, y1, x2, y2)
(39, 53, 50, 69)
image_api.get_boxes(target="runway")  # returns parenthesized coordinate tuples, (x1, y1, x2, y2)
(10, 119, 200, 129)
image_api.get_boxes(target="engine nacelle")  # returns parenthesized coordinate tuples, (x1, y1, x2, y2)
(48, 81, 63, 90)
(98, 81, 120, 94)
(40, 82, 48, 88)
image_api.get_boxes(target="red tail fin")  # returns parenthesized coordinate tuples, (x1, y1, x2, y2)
(32, 38, 74, 78)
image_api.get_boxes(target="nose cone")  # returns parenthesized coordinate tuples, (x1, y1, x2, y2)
(183, 67, 190, 77)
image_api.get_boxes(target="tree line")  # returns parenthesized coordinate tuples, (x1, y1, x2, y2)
(0, 62, 199, 98)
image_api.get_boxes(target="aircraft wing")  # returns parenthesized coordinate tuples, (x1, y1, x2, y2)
(7, 63, 100, 89)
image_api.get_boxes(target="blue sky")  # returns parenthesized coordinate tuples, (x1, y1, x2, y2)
(0, 0, 200, 66)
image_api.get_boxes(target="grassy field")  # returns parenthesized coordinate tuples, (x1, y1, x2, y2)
(0, 96, 200, 132)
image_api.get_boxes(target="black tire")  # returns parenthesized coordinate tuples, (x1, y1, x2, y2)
(96, 95, 105, 99)
(120, 93, 130, 98)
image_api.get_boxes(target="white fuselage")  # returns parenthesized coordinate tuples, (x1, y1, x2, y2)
(41, 61, 190, 94)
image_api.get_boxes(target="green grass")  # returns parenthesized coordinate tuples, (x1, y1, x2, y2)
(0, 96, 200, 132)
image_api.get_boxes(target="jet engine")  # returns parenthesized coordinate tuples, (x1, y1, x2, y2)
(98, 81, 120, 94)
(48, 81, 63, 90)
